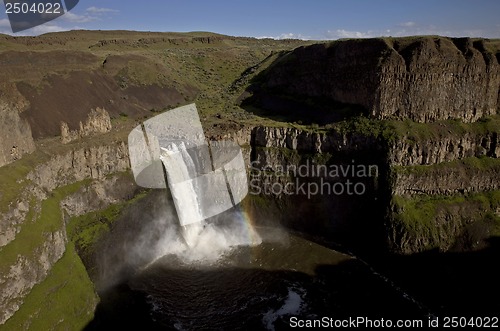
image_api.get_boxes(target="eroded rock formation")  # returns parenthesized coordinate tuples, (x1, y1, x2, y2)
(61, 107, 112, 144)
(0, 141, 135, 324)
(0, 100, 35, 167)
(253, 37, 500, 122)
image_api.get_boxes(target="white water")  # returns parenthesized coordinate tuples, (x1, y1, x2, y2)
(156, 141, 261, 261)
(152, 216, 261, 264)
(160, 143, 204, 227)
(263, 287, 305, 331)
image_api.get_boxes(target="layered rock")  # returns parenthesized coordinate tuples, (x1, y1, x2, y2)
(61, 174, 138, 218)
(378, 38, 499, 122)
(1, 34, 500, 327)
(386, 194, 497, 254)
(0, 228, 66, 324)
(388, 131, 499, 166)
(248, 125, 499, 166)
(252, 126, 380, 153)
(243, 121, 499, 254)
(27, 141, 130, 192)
(0, 140, 132, 249)
(0, 138, 134, 324)
(0, 172, 138, 325)
(60, 107, 112, 144)
(0, 100, 35, 168)
(392, 160, 500, 196)
(254, 37, 500, 122)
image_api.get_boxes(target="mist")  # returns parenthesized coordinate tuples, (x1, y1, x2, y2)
(93, 190, 262, 291)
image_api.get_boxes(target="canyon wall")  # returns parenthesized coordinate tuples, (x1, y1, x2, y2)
(0, 140, 137, 324)
(0, 31, 313, 328)
(256, 37, 500, 122)
(243, 36, 500, 254)
(0, 100, 35, 168)
(3, 118, 498, 324)
(60, 107, 112, 144)
(1, 34, 499, 327)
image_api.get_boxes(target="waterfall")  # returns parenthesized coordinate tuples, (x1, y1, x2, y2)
(159, 142, 204, 228)
(126, 103, 258, 262)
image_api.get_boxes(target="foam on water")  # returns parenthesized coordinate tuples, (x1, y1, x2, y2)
(151, 212, 262, 265)
(154, 141, 261, 264)
(263, 287, 305, 330)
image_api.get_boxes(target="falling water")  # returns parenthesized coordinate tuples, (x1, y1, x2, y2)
(159, 142, 204, 228)
(159, 141, 211, 248)
(101, 104, 429, 329)
(158, 141, 260, 251)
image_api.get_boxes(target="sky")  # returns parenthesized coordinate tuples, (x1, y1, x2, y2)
(1, 0, 500, 39)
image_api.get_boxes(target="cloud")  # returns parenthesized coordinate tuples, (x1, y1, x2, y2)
(86, 6, 119, 14)
(322, 21, 500, 40)
(0, 18, 10, 28)
(0, 7, 107, 35)
(399, 21, 416, 27)
(277, 32, 310, 40)
(325, 29, 374, 39)
(322, 23, 477, 40)
(390, 24, 452, 37)
(30, 23, 67, 35)
(62, 11, 96, 23)
(0, 19, 12, 35)
(256, 32, 310, 40)
(6, 6, 120, 35)
(0, 19, 69, 36)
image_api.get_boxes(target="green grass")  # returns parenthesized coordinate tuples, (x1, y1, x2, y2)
(392, 194, 462, 230)
(0, 180, 88, 274)
(67, 189, 148, 271)
(0, 245, 98, 331)
(390, 190, 500, 253)
(392, 156, 500, 176)
(0, 149, 50, 213)
(333, 116, 398, 142)
(330, 114, 500, 146)
(392, 191, 500, 228)
(0, 179, 95, 331)
(0, 177, 147, 330)
(67, 204, 121, 252)
(389, 115, 500, 143)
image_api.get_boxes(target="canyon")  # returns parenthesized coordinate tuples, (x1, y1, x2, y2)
(0, 31, 498, 328)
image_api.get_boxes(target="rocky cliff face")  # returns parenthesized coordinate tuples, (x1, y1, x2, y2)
(0, 119, 497, 325)
(1, 33, 499, 326)
(27, 142, 130, 192)
(388, 131, 499, 166)
(243, 124, 498, 167)
(240, 37, 500, 254)
(0, 228, 66, 324)
(1, 140, 130, 248)
(21, 140, 133, 212)
(378, 38, 499, 122)
(252, 37, 500, 123)
(252, 126, 380, 152)
(392, 162, 500, 196)
(236, 120, 499, 254)
(0, 139, 136, 324)
(0, 100, 35, 168)
(61, 107, 112, 144)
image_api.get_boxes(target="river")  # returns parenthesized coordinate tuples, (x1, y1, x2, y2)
(84, 191, 426, 330)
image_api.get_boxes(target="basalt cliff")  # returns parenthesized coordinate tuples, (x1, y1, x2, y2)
(249, 37, 500, 122)
(0, 32, 499, 328)
(242, 36, 500, 254)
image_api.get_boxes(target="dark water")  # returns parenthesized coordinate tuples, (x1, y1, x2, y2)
(85, 226, 426, 331)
